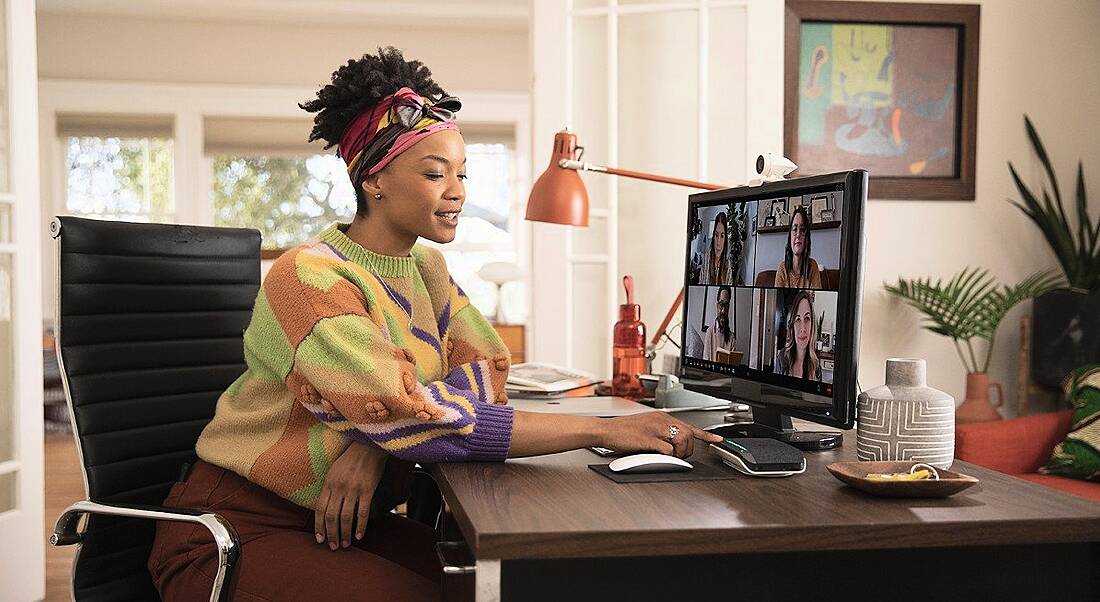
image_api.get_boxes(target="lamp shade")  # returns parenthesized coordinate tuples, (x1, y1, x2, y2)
(525, 130, 589, 226)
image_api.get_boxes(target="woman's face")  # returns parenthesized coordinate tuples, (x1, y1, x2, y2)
(789, 211, 807, 259)
(364, 129, 467, 245)
(713, 221, 727, 257)
(792, 298, 813, 353)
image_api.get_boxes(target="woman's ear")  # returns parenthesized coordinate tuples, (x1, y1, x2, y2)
(361, 173, 383, 200)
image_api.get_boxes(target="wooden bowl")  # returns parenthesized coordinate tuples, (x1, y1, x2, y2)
(826, 461, 979, 498)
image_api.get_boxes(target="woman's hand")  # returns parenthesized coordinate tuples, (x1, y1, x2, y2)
(600, 413, 723, 458)
(314, 442, 387, 550)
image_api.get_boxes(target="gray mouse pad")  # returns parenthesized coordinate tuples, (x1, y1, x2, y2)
(588, 460, 740, 483)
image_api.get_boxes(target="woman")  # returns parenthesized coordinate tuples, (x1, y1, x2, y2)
(702, 286, 734, 362)
(707, 212, 731, 285)
(780, 290, 820, 380)
(147, 48, 721, 601)
(774, 207, 822, 289)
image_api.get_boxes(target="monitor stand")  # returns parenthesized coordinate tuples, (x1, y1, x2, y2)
(705, 406, 842, 451)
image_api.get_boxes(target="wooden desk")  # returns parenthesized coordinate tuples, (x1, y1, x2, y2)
(433, 412, 1100, 601)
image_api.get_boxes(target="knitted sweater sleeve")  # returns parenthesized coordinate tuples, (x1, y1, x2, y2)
(440, 276, 512, 405)
(275, 266, 513, 464)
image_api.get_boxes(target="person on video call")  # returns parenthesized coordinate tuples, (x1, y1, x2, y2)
(780, 290, 820, 380)
(703, 286, 735, 362)
(706, 212, 732, 285)
(774, 206, 822, 289)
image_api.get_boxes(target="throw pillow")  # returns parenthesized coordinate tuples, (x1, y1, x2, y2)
(1041, 364, 1100, 481)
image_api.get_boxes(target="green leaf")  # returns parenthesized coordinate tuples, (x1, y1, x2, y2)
(885, 268, 1062, 371)
(1024, 115, 1063, 207)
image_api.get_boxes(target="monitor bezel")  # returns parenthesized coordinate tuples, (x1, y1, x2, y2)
(680, 170, 866, 430)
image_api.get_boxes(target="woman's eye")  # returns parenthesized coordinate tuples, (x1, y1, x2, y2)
(458, 174, 468, 181)
(425, 173, 444, 180)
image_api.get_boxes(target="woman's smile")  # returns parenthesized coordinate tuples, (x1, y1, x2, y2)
(434, 208, 461, 227)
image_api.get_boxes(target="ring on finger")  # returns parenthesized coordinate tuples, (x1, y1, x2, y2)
(666, 424, 680, 442)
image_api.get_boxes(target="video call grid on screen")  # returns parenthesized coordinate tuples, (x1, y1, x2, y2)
(682, 184, 845, 399)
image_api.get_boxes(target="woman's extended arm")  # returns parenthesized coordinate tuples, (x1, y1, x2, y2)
(509, 410, 722, 458)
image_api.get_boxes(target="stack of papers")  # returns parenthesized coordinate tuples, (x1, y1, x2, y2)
(506, 362, 599, 397)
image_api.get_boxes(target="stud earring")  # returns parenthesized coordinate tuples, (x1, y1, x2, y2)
(374, 193, 382, 200)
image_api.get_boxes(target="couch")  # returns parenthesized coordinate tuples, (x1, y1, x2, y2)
(955, 410, 1100, 503)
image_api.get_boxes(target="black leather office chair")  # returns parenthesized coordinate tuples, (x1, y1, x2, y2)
(48, 216, 261, 601)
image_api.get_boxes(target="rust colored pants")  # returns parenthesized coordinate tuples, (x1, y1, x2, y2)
(148, 460, 441, 601)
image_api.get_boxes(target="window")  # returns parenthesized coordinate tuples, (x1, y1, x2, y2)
(211, 154, 356, 249)
(426, 141, 525, 322)
(64, 137, 174, 222)
(59, 114, 175, 222)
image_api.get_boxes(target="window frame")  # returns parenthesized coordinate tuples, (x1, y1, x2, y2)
(61, 134, 177, 224)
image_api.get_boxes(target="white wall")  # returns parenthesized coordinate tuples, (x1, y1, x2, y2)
(37, 13, 528, 91)
(623, 0, 1100, 411)
(858, 0, 1100, 411)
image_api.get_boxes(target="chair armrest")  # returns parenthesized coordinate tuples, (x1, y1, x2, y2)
(955, 410, 1074, 474)
(51, 499, 240, 602)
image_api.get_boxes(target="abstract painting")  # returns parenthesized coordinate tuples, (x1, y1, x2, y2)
(785, 2, 980, 200)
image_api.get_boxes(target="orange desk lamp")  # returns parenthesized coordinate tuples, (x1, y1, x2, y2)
(525, 128, 731, 351)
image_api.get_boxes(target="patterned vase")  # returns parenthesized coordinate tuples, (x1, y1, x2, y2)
(857, 358, 955, 469)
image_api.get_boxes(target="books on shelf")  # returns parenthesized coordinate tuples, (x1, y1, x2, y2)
(506, 362, 599, 395)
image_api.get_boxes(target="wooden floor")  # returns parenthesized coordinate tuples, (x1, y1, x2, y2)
(44, 432, 84, 601)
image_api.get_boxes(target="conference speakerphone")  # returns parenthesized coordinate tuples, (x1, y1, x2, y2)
(710, 438, 806, 477)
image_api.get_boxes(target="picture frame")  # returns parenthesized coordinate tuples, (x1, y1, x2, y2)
(784, 1, 980, 200)
(820, 209, 835, 221)
(810, 197, 829, 223)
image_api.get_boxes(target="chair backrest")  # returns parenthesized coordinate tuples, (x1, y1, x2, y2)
(52, 216, 260, 601)
(754, 270, 776, 287)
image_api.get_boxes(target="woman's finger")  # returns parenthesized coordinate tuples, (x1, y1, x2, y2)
(314, 486, 331, 544)
(339, 494, 355, 548)
(690, 424, 724, 443)
(655, 439, 675, 455)
(681, 431, 695, 458)
(661, 421, 689, 458)
(355, 493, 371, 541)
(673, 431, 691, 458)
(325, 495, 342, 550)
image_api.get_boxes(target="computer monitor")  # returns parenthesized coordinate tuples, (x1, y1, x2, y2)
(679, 170, 866, 450)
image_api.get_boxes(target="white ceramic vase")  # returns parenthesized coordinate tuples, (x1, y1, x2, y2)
(856, 358, 955, 469)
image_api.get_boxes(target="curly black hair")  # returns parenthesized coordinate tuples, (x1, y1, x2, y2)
(299, 47, 448, 214)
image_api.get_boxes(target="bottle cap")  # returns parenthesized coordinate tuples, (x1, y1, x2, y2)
(619, 304, 640, 321)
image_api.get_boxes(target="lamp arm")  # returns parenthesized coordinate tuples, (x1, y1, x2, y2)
(650, 288, 685, 349)
(558, 159, 727, 355)
(559, 159, 727, 191)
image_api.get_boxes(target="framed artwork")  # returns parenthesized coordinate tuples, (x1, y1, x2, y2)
(784, 1, 980, 200)
(810, 195, 829, 223)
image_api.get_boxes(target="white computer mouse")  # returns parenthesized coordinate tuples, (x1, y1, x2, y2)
(607, 453, 693, 474)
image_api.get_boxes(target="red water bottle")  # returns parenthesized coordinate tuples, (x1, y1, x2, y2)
(612, 275, 647, 399)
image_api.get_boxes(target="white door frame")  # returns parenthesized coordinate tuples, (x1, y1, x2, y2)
(529, 0, 782, 375)
(0, 0, 44, 599)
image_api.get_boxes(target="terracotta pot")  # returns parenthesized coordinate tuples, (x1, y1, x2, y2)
(955, 372, 1004, 423)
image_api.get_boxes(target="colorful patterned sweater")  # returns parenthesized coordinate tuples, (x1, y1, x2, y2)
(196, 223, 513, 509)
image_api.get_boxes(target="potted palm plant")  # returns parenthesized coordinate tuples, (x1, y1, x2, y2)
(885, 268, 1060, 422)
(1008, 115, 1100, 388)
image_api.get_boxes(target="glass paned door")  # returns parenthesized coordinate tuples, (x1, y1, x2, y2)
(0, 0, 45, 600)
